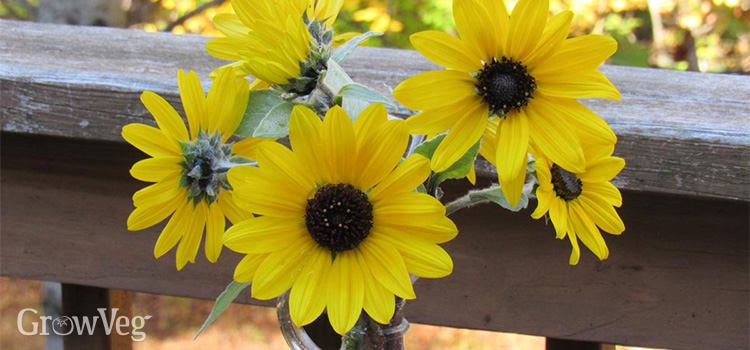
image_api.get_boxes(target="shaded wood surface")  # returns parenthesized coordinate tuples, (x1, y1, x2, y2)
(1, 20, 749, 201)
(1, 133, 747, 350)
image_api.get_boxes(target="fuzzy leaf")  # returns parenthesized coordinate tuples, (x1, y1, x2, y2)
(338, 83, 397, 109)
(331, 31, 382, 63)
(235, 90, 289, 137)
(253, 102, 296, 138)
(195, 281, 251, 339)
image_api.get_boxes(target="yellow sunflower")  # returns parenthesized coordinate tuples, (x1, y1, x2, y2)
(393, 0, 620, 206)
(224, 104, 457, 334)
(531, 144, 625, 265)
(122, 68, 273, 270)
(206, 0, 344, 90)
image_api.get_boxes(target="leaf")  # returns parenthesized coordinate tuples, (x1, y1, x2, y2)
(321, 59, 353, 95)
(415, 134, 481, 186)
(194, 281, 251, 339)
(338, 83, 397, 109)
(235, 90, 288, 137)
(331, 31, 382, 63)
(253, 102, 296, 138)
(469, 187, 529, 212)
(321, 60, 366, 120)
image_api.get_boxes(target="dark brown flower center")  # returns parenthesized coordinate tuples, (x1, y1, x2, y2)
(476, 57, 536, 116)
(305, 183, 373, 252)
(550, 164, 582, 201)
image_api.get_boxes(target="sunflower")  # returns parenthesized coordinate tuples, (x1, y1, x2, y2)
(206, 0, 344, 91)
(224, 104, 457, 334)
(531, 144, 625, 264)
(393, 0, 620, 206)
(122, 68, 273, 270)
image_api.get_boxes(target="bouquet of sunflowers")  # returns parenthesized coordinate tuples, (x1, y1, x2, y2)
(122, 0, 625, 348)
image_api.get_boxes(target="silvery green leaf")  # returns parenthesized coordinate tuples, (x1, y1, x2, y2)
(338, 83, 397, 109)
(469, 187, 529, 212)
(322, 59, 353, 95)
(331, 31, 382, 63)
(195, 281, 251, 339)
(235, 90, 287, 137)
(253, 102, 296, 138)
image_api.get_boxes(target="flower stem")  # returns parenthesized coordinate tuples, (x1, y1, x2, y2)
(444, 187, 496, 216)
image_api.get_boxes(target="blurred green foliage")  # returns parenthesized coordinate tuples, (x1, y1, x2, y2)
(2, 0, 748, 73)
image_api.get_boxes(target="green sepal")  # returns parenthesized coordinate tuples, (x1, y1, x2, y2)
(195, 281, 251, 340)
(331, 31, 383, 63)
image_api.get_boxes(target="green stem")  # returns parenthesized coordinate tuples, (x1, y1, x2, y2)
(445, 187, 496, 216)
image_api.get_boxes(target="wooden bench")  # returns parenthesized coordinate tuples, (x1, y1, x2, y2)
(1, 19, 748, 350)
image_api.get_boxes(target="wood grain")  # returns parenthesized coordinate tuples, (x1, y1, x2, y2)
(1, 20, 748, 200)
(1, 133, 747, 350)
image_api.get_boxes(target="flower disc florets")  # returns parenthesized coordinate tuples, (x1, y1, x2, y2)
(476, 57, 536, 116)
(305, 183, 373, 252)
(550, 164, 583, 201)
(180, 131, 235, 205)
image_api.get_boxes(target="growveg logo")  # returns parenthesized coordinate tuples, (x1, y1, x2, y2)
(17, 308, 152, 341)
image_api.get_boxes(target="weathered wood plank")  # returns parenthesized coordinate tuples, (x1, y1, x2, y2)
(1, 20, 748, 200)
(1, 133, 747, 350)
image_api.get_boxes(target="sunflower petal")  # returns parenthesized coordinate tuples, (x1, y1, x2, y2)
(569, 202, 609, 260)
(130, 157, 182, 183)
(127, 190, 183, 231)
(524, 10, 573, 66)
(369, 154, 431, 202)
(410, 30, 483, 73)
(132, 175, 181, 208)
(356, 250, 395, 325)
(532, 35, 618, 78)
(354, 114, 409, 191)
(122, 124, 181, 157)
(141, 91, 189, 143)
(375, 216, 458, 244)
(290, 105, 325, 184)
(393, 70, 477, 111)
(224, 216, 307, 254)
(579, 192, 625, 235)
(252, 237, 317, 300)
(321, 106, 356, 184)
(549, 197, 569, 239)
(204, 202, 226, 263)
(579, 156, 625, 182)
(153, 198, 190, 258)
(373, 192, 446, 226)
(582, 181, 622, 207)
(218, 190, 254, 224)
(495, 111, 530, 206)
(289, 247, 330, 326)
(537, 70, 621, 100)
(526, 100, 586, 173)
(359, 238, 416, 299)
(404, 96, 480, 135)
(454, 0, 497, 62)
(175, 201, 207, 270)
(373, 232, 453, 278)
(234, 254, 268, 283)
(431, 102, 488, 172)
(327, 251, 365, 334)
(507, 0, 549, 60)
(177, 70, 207, 138)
